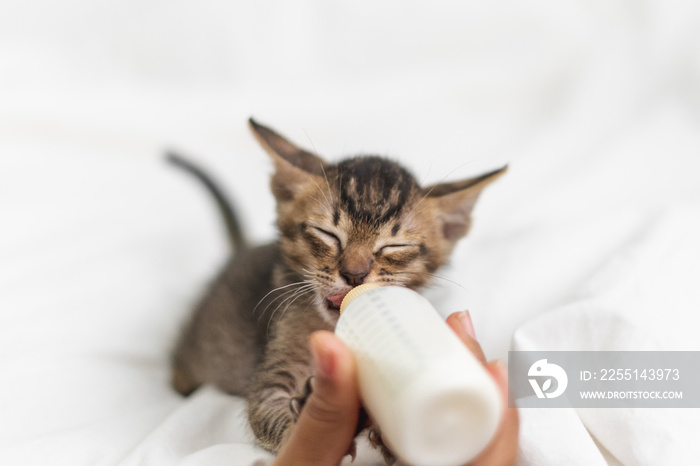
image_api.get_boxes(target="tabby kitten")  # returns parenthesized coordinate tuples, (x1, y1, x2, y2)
(170, 119, 506, 458)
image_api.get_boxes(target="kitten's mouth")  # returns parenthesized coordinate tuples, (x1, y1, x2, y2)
(326, 293, 349, 312)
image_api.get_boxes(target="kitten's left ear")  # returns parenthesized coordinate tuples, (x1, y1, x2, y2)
(249, 118, 327, 201)
(424, 165, 507, 241)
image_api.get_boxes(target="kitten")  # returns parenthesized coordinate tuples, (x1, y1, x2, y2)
(170, 118, 506, 459)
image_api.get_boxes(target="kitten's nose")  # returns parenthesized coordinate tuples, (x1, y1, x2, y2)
(341, 270, 369, 287)
(341, 250, 372, 286)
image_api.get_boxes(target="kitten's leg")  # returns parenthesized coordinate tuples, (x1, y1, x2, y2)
(247, 305, 368, 456)
(171, 258, 267, 397)
(248, 362, 367, 460)
(248, 335, 375, 462)
(171, 327, 204, 396)
(246, 349, 314, 452)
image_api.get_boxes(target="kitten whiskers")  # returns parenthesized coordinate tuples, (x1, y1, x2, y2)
(253, 281, 310, 317)
(266, 285, 315, 338)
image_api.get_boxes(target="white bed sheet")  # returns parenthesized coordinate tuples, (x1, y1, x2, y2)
(2, 1, 700, 465)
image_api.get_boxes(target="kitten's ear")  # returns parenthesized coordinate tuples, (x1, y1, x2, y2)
(424, 165, 507, 241)
(249, 118, 327, 201)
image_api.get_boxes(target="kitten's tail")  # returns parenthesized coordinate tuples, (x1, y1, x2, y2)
(166, 151, 247, 253)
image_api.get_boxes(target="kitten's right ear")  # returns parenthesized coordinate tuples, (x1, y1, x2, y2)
(249, 118, 327, 202)
(424, 165, 507, 242)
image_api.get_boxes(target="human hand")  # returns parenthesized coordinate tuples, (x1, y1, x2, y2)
(273, 311, 519, 466)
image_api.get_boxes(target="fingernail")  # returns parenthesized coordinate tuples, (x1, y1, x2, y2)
(458, 310, 476, 339)
(311, 341, 335, 379)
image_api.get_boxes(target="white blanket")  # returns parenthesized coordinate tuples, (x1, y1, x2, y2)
(2, 1, 700, 465)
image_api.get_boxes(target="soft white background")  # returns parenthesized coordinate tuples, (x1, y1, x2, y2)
(1, 1, 700, 465)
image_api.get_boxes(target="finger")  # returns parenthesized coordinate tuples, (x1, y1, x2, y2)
(274, 331, 360, 466)
(446, 311, 487, 364)
(469, 360, 519, 466)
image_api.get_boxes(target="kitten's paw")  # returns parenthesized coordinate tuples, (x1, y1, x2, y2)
(288, 376, 314, 420)
(368, 427, 396, 464)
(345, 439, 358, 461)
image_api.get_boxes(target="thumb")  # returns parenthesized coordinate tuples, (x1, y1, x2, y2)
(274, 330, 361, 466)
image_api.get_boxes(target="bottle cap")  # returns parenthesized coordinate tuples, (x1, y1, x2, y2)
(339, 283, 381, 314)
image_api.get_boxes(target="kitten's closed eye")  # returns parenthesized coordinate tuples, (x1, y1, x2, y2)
(376, 244, 421, 255)
(309, 225, 343, 250)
